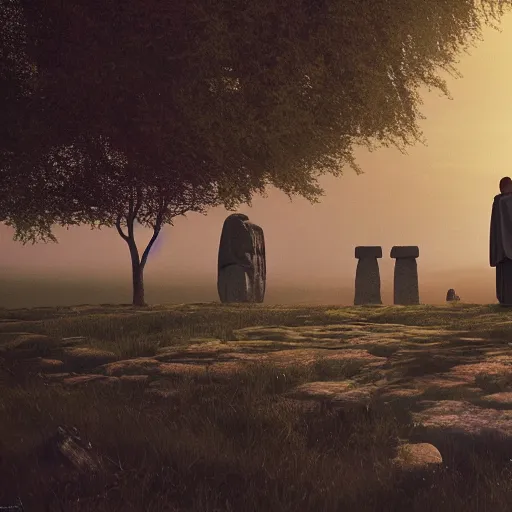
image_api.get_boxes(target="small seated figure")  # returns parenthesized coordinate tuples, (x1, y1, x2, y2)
(446, 289, 460, 302)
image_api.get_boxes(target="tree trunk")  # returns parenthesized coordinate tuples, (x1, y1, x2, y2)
(131, 252, 146, 307)
(115, 201, 163, 308)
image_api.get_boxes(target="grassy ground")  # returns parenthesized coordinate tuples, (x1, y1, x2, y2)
(1, 302, 512, 511)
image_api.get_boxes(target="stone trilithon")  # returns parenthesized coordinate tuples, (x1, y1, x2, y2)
(217, 214, 266, 303)
(354, 246, 383, 305)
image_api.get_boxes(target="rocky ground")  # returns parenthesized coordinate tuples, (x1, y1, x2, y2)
(2, 303, 512, 476)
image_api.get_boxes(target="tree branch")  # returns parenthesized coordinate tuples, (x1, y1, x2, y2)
(140, 203, 165, 269)
(115, 215, 129, 241)
(140, 222, 162, 270)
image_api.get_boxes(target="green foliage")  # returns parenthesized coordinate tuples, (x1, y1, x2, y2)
(2, 0, 511, 242)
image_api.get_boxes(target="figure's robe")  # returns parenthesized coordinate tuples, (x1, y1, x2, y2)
(490, 194, 512, 304)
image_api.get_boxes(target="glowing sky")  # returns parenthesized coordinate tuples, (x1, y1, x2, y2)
(2, 13, 512, 304)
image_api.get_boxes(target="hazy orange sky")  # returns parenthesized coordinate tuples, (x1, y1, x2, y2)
(3, 14, 512, 306)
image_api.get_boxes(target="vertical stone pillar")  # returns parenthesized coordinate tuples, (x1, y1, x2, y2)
(354, 246, 383, 305)
(217, 214, 266, 303)
(391, 246, 420, 305)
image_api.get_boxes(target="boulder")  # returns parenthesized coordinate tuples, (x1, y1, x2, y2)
(217, 214, 266, 303)
(394, 443, 443, 470)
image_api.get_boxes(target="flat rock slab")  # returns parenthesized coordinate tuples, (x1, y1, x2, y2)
(450, 362, 512, 380)
(19, 357, 66, 373)
(413, 400, 512, 437)
(60, 347, 119, 372)
(390, 246, 419, 259)
(0, 333, 61, 358)
(288, 381, 354, 400)
(232, 324, 460, 346)
(478, 392, 512, 406)
(379, 387, 424, 401)
(100, 357, 247, 379)
(62, 374, 149, 387)
(12, 317, 512, 456)
(38, 358, 65, 371)
(288, 381, 377, 409)
(355, 246, 382, 259)
(63, 374, 120, 386)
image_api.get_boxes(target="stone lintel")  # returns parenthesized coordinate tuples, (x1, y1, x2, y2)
(355, 246, 382, 259)
(390, 246, 419, 259)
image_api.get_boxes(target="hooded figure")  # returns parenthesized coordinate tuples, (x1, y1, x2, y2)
(490, 177, 512, 305)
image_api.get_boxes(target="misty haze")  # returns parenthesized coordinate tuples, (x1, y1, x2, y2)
(3, 15, 512, 307)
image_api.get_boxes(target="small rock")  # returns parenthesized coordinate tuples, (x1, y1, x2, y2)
(394, 443, 442, 470)
(39, 358, 65, 371)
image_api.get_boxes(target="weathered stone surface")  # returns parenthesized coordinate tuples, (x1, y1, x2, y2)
(394, 443, 443, 470)
(9, 305, 512, 475)
(61, 347, 118, 372)
(288, 382, 378, 413)
(390, 246, 419, 259)
(248, 222, 266, 302)
(412, 400, 512, 437)
(354, 246, 382, 259)
(37, 358, 65, 372)
(0, 333, 60, 358)
(217, 265, 251, 302)
(63, 374, 119, 386)
(391, 247, 419, 305)
(217, 214, 266, 303)
(354, 247, 382, 305)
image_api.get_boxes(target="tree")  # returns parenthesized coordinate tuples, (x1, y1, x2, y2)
(6, 138, 229, 306)
(2, 0, 512, 304)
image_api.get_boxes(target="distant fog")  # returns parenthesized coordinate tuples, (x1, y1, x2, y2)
(0, 268, 497, 309)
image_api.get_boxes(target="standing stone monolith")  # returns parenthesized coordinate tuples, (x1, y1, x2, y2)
(354, 246, 383, 305)
(217, 214, 266, 303)
(391, 246, 420, 305)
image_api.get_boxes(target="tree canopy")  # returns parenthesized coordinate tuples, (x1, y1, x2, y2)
(6, 0, 511, 202)
(1, 0, 511, 304)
